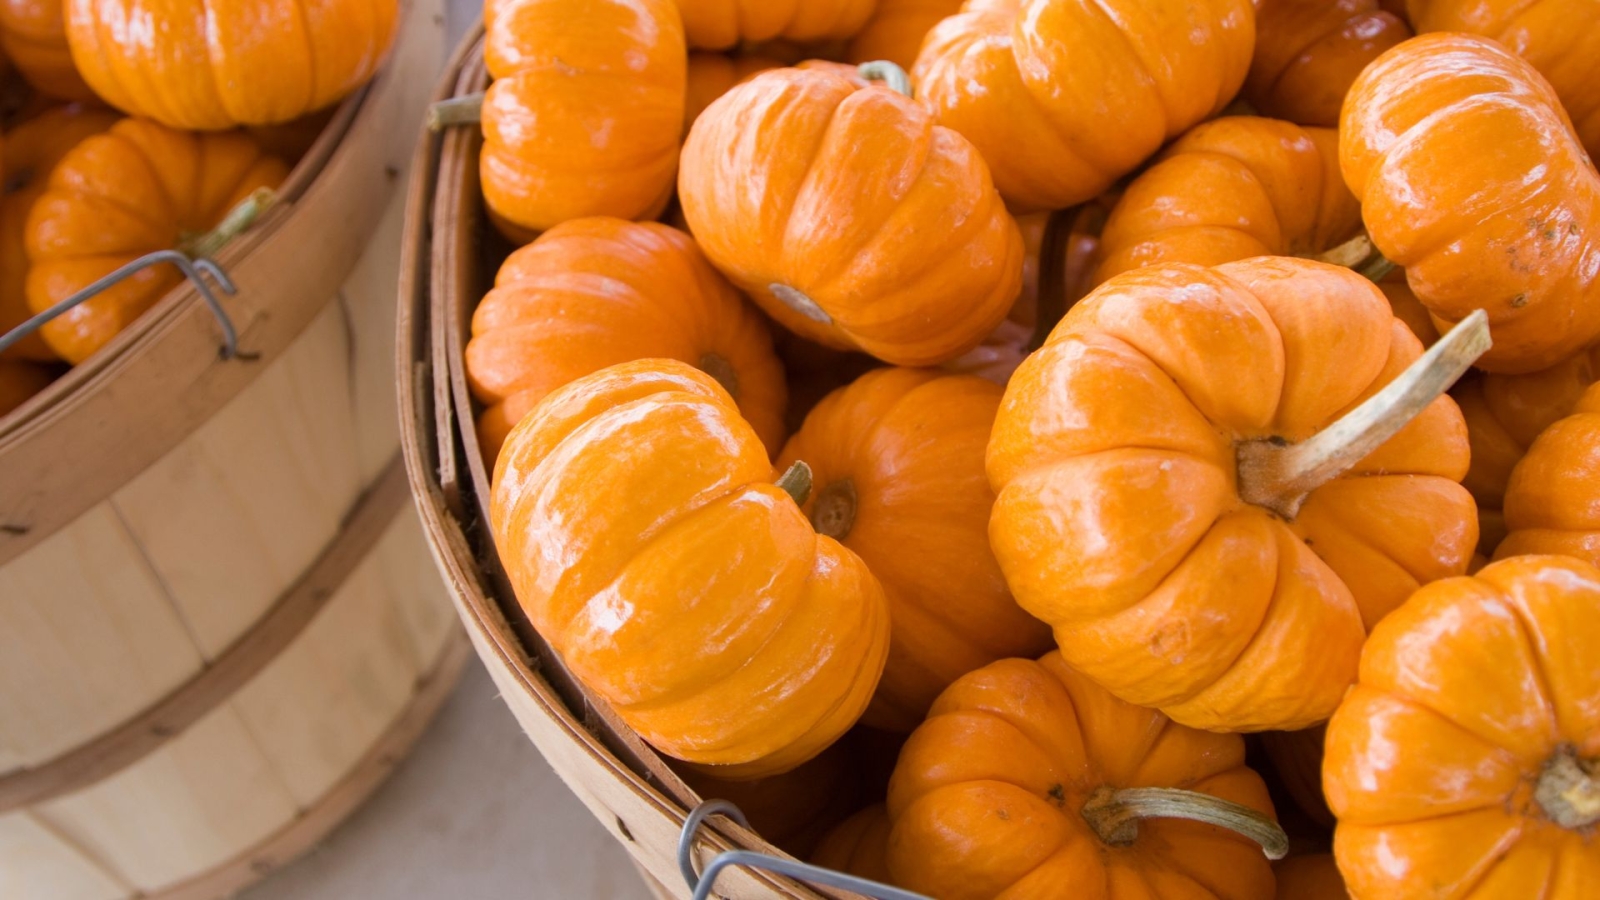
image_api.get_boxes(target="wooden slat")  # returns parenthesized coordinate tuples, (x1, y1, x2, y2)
(342, 189, 412, 489)
(0, 812, 127, 900)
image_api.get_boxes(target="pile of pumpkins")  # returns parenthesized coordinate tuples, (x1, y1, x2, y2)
(457, 1, 1600, 898)
(0, 0, 401, 415)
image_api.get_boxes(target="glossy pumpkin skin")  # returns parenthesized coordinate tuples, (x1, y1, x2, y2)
(845, 0, 960, 69)
(680, 66, 1022, 366)
(0, 0, 94, 100)
(25, 119, 288, 364)
(0, 104, 116, 362)
(777, 368, 1052, 732)
(465, 218, 786, 463)
(1245, 0, 1410, 128)
(1496, 383, 1600, 565)
(1275, 855, 1349, 900)
(482, 0, 685, 239)
(1341, 33, 1600, 374)
(988, 258, 1476, 732)
(65, 0, 396, 129)
(812, 804, 893, 884)
(0, 359, 53, 415)
(911, 0, 1255, 213)
(670, 0, 874, 51)
(684, 52, 778, 134)
(886, 653, 1278, 900)
(1324, 555, 1600, 899)
(1409, 0, 1600, 159)
(1455, 346, 1600, 553)
(1092, 116, 1362, 287)
(490, 360, 890, 778)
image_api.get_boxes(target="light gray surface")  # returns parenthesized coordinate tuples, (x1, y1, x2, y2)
(236, 658, 653, 900)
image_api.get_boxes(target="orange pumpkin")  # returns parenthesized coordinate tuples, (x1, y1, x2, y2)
(0, 103, 115, 362)
(25, 119, 287, 364)
(684, 52, 779, 134)
(987, 258, 1478, 732)
(1341, 33, 1600, 374)
(670, 0, 874, 51)
(812, 804, 892, 884)
(1378, 275, 1438, 347)
(490, 359, 890, 778)
(65, 0, 396, 129)
(0, 0, 93, 100)
(479, 0, 684, 239)
(0, 358, 52, 415)
(1496, 382, 1600, 565)
(1275, 854, 1349, 900)
(886, 653, 1282, 900)
(776, 368, 1051, 732)
(911, 0, 1255, 212)
(1244, 0, 1411, 128)
(1409, 0, 1600, 159)
(1260, 725, 1335, 830)
(464, 217, 786, 463)
(680, 63, 1022, 366)
(1323, 555, 1600, 899)
(845, 0, 960, 69)
(1455, 346, 1599, 552)
(1092, 116, 1362, 287)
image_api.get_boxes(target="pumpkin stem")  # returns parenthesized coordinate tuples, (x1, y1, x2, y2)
(1080, 786, 1288, 860)
(695, 352, 740, 400)
(1536, 746, 1600, 829)
(428, 93, 485, 131)
(769, 283, 833, 325)
(776, 461, 813, 507)
(1236, 309, 1490, 520)
(857, 61, 913, 98)
(1313, 233, 1397, 284)
(1028, 204, 1105, 352)
(179, 187, 276, 260)
(810, 479, 857, 539)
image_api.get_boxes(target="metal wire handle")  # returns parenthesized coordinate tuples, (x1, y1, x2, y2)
(0, 249, 250, 361)
(678, 799, 931, 900)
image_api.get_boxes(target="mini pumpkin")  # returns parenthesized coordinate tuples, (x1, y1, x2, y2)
(812, 804, 893, 884)
(1323, 555, 1600, 899)
(911, 0, 1255, 212)
(479, 0, 685, 239)
(1408, 0, 1600, 159)
(0, 0, 93, 100)
(1341, 33, 1600, 373)
(777, 368, 1052, 732)
(66, 0, 397, 129)
(1455, 346, 1599, 552)
(25, 119, 287, 364)
(1244, 0, 1411, 128)
(1091, 116, 1362, 287)
(490, 359, 890, 779)
(1275, 854, 1349, 900)
(684, 52, 779, 134)
(0, 359, 52, 415)
(845, 0, 960, 69)
(680, 62, 1022, 366)
(1496, 382, 1600, 565)
(886, 652, 1283, 900)
(988, 258, 1480, 732)
(464, 217, 786, 462)
(670, 0, 875, 51)
(0, 103, 116, 362)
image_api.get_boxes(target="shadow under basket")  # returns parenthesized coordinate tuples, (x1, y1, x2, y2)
(0, 1, 469, 897)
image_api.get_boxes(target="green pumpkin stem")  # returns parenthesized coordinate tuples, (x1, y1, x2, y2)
(428, 93, 486, 131)
(1081, 786, 1289, 860)
(857, 61, 913, 98)
(1237, 308, 1491, 520)
(776, 461, 813, 507)
(179, 187, 276, 260)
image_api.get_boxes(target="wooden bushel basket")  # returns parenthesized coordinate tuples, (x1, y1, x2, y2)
(0, 2, 467, 897)
(398, 29, 926, 900)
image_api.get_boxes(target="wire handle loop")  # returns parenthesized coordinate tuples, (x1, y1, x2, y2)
(678, 799, 931, 900)
(0, 249, 250, 361)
